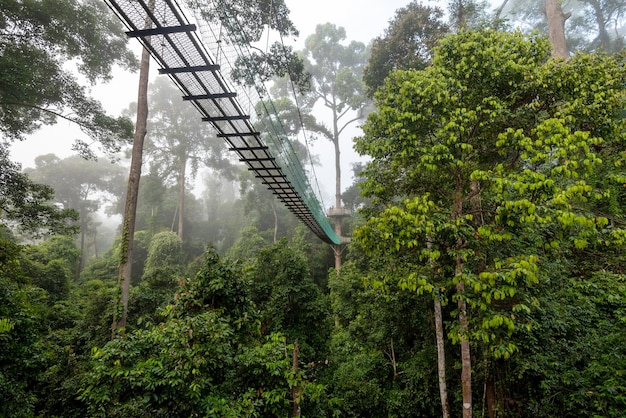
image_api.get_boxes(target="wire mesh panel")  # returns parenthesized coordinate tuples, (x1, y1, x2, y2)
(105, 0, 341, 244)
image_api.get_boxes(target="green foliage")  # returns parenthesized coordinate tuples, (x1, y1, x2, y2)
(0, 146, 79, 237)
(363, 1, 449, 97)
(21, 235, 80, 302)
(3, 5, 626, 412)
(32, 234, 81, 266)
(250, 239, 332, 361)
(24, 153, 126, 263)
(303, 23, 369, 118)
(81, 248, 322, 417)
(503, 272, 626, 417)
(187, 0, 309, 90)
(25, 154, 126, 212)
(290, 224, 334, 289)
(0, 236, 106, 416)
(142, 231, 184, 286)
(0, 0, 131, 297)
(0, 240, 42, 416)
(226, 225, 270, 266)
(80, 248, 118, 284)
(81, 230, 151, 287)
(354, 28, 626, 412)
(176, 248, 255, 329)
(324, 261, 442, 417)
(0, 0, 135, 149)
(128, 231, 185, 325)
(356, 28, 626, 352)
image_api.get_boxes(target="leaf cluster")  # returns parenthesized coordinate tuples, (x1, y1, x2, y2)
(363, 1, 450, 97)
(0, 0, 136, 150)
(81, 247, 323, 417)
(187, 0, 309, 90)
(355, 29, 626, 358)
(0, 147, 78, 237)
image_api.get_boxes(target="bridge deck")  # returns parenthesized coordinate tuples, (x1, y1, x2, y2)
(105, 0, 341, 245)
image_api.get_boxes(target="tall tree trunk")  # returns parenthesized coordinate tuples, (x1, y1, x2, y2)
(112, 44, 150, 336)
(333, 243, 342, 271)
(494, 0, 511, 22)
(79, 216, 86, 272)
(453, 175, 472, 418)
(333, 140, 341, 211)
(271, 200, 278, 244)
(333, 114, 343, 271)
(434, 297, 451, 418)
(177, 158, 186, 241)
(457, 264, 472, 418)
(292, 341, 301, 417)
(452, 0, 466, 30)
(427, 238, 450, 418)
(486, 372, 496, 418)
(545, 0, 570, 58)
(588, 0, 610, 50)
(93, 229, 98, 258)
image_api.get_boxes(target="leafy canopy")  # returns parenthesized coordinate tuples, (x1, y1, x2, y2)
(363, 1, 449, 97)
(354, 29, 626, 358)
(0, 147, 78, 237)
(0, 0, 135, 153)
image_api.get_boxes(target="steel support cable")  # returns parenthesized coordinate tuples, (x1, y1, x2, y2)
(257, 0, 329, 220)
(191, 7, 333, 238)
(273, 28, 329, 213)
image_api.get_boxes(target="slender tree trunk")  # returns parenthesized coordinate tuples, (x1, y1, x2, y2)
(112, 44, 150, 336)
(486, 372, 496, 418)
(271, 200, 278, 244)
(457, 268, 472, 418)
(494, 0, 510, 22)
(333, 171, 342, 271)
(333, 140, 341, 211)
(427, 238, 450, 418)
(292, 341, 301, 417)
(545, 0, 570, 58)
(79, 217, 86, 272)
(331, 96, 343, 271)
(455, 0, 465, 30)
(177, 158, 186, 241)
(434, 297, 450, 418)
(389, 337, 398, 382)
(93, 229, 98, 258)
(453, 175, 472, 418)
(588, 0, 610, 50)
(333, 243, 342, 271)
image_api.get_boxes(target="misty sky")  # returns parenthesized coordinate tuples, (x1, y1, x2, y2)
(9, 0, 452, 206)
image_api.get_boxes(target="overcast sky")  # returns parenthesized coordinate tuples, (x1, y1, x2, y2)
(10, 0, 441, 206)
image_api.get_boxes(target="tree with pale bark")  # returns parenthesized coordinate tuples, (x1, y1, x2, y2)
(296, 23, 370, 270)
(501, 0, 626, 56)
(355, 29, 626, 417)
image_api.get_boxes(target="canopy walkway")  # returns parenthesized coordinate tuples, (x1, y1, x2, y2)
(105, 0, 342, 244)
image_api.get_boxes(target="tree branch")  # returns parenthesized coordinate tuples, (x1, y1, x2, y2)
(337, 107, 365, 136)
(1, 101, 95, 132)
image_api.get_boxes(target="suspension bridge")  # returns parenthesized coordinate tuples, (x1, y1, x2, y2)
(104, 0, 343, 244)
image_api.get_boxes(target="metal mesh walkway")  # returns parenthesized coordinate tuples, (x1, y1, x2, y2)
(105, 0, 341, 244)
